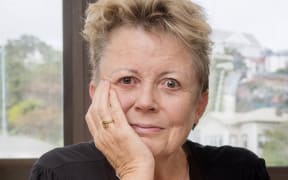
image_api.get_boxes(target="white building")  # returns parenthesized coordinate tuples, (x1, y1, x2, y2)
(189, 108, 288, 156)
(211, 30, 266, 77)
(265, 54, 288, 73)
(193, 29, 288, 157)
(211, 30, 263, 58)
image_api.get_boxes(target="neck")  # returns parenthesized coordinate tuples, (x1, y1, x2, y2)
(154, 147, 189, 180)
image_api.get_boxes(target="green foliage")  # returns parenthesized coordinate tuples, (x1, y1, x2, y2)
(11, 106, 63, 145)
(262, 122, 288, 166)
(8, 99, 42, 127)
(4, 35, 62, 108)
(276, 68, 288, 75)
(2, 34, 63, 145)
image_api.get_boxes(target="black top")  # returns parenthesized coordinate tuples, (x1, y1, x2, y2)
(29, 140, 270, 180)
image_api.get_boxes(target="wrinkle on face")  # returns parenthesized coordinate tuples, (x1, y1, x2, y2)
(96, 25, 206, 157)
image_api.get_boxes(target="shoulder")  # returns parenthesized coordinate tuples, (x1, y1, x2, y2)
(30, 141, 117, 179)
(35, 141, 106, 169)
(184, 140, 264, 167)
(184, 140, 270, 179)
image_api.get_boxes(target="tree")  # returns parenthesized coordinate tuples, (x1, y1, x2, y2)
(5, 35, 61, 107)
(3, 35, 62, 145)
(262, 122, 288, 166)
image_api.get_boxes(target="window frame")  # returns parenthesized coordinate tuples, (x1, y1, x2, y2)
(0, 0, 287, 179)
(63, 0, 92, 145)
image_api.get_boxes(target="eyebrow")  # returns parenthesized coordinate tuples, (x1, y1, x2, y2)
(110, 68, 139, 75)
(110, 68, 191, 78)
(158, 71, 177, 77)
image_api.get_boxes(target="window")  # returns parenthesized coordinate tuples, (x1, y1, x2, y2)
(0, 0, 287, 179)
(188, 0, 288, 177)
(189, 0, 288, 166)
(0, 0, 63, 158)
(1, 0, 93, 178)
(0, 0, 65, 179)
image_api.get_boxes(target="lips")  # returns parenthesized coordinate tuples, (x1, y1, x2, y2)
(129, 123, 164, 135)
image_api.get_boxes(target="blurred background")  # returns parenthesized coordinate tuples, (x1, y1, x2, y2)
(0, 0, 287, 179)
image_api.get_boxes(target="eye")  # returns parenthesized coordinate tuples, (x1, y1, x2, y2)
(163, 78, 180, 89)
(116, 76, 138, 88)
(120, 76, 134, 84)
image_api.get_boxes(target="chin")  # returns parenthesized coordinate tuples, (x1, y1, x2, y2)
(140, 137, 167, 157)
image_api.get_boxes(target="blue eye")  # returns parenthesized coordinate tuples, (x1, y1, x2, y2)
(164, 79, 180, 89)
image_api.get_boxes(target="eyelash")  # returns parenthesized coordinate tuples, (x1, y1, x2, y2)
(115, 76, 181, 90)
(162, 78, 181, 89)
(117, 76, 138, 87)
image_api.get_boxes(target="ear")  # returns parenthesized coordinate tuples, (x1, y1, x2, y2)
(194, 90, 209, 124)
(89, 81, 97, 100)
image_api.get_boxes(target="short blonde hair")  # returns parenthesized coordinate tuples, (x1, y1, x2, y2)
(83, 0, 211, 92)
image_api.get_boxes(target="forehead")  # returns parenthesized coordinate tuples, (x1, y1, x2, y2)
(100, 26, 196, 77)
(105, 26, 189, 57)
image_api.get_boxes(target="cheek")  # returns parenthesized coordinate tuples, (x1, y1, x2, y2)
(165, 94, 197, 125)
(115, 90, 137, 113)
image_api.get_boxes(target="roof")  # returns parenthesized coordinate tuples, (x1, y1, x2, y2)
(205, 108, 288, 125)
(211, 29, 261, 47)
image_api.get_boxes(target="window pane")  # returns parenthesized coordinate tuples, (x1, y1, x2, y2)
(189, 0, 288, 166)
(0, 0, 63, 158)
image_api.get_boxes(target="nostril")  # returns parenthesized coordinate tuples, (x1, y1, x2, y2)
(134, 86, 158, 112)
(135, 104, 157, 112)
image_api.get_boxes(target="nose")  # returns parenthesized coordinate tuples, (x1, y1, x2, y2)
(134, 84, 158, 113)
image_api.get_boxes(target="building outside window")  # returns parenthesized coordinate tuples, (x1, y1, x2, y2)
(189, 0, 288, 167)
(0, 1, 287, 179)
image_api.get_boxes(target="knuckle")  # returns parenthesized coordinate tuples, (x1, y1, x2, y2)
(85, 113, 90, 121)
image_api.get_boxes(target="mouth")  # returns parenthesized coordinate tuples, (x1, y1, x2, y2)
(129, 123, 164, 135)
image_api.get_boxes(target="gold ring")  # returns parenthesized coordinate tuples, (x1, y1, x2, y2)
(102, 120, 115, 129)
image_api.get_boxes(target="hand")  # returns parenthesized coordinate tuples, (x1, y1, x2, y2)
(85, 80, 155, 179)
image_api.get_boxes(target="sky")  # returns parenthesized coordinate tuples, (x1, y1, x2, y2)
(195, 0, 288, 51)
(0, 0, 62, 49)
(0, 0, 287, 51)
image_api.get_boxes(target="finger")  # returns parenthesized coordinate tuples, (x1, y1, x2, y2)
(95, 80, 115, 129)
(88, 79, 109, 131)
(85, 112, 98, 137)
(109, 88, 128, 127)
(92, 79, 105, 106)
(86, 102, 102, 132)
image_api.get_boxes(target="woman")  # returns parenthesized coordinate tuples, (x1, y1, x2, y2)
(30, 0, 270, 179)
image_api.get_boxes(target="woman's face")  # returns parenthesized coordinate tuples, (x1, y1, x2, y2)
(91, 26, 208, 158)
